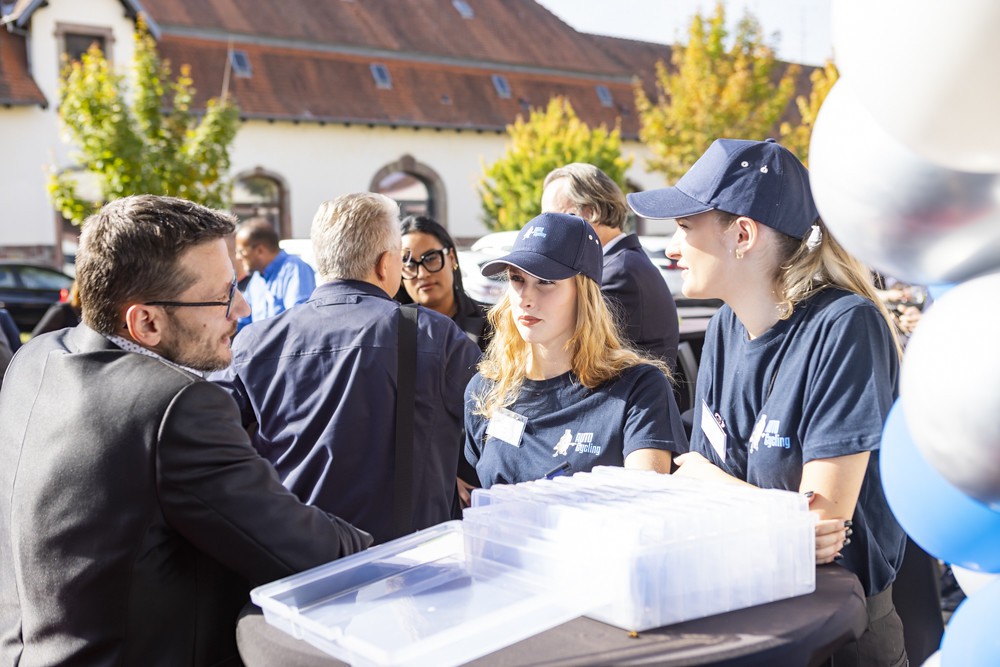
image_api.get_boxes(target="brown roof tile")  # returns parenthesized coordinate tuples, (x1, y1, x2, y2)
(142, 0, 625, 76)
(0, 28, 46, 106)
(158, 35, 643, 137)
(584, 33, 672, 99)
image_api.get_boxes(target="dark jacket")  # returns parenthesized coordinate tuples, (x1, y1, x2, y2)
(216, 280, 481, 545)
(0, 325, 371, 667)
(603, 234, 679, 367)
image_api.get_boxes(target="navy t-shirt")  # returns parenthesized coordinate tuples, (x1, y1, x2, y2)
(692, 287, 905, 596)
(465, 364, 687, 488)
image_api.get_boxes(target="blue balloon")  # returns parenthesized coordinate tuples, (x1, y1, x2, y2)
(941, 576, 1000, 666)
(927, 283, 957, 301)
(880, 401, 1000, 571)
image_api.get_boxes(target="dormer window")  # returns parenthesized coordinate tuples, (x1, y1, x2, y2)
(56, 23, 114, 64)
(452, 0, 474, 19)
(229, 49, 252, 78)
(491, 74, 511, 99)
(596, 85, 614, 108)
(370, 63, 392, 90)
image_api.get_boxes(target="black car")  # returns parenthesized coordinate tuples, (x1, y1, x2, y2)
(0, 262, 74, 333)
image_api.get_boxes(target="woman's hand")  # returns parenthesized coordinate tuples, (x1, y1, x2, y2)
(673, 452, 747, 485)
(456, 478, 477, 508)
(814, 516, 851, 564)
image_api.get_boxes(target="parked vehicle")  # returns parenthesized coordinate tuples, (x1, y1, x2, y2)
(0, 262, 75, 333)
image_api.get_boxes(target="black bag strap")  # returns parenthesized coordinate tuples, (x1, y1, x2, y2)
(392, 303, 419, 540)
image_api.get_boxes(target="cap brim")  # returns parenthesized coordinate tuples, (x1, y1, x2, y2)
(481, 252, 579, 281)
(627, 188, 713, 220)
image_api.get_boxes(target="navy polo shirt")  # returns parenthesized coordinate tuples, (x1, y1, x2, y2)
(214, 280, 480, 544)
(465, 364, 687, 488)
(692, 287, 905, 596)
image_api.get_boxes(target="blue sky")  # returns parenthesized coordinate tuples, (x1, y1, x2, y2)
(534, 0, 833, 66)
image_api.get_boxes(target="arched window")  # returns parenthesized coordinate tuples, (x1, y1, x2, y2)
(232, 170, 290, 237)
(375, 172, 432, 219)
(370, 155, 447, 227)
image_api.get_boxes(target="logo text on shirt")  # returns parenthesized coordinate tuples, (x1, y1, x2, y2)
(749, 415, 791, 453)
(551, 429, 599, 457)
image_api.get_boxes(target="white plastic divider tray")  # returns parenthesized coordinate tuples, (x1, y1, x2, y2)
(250, 521, 604, 667)
(465, 467, 816, 631)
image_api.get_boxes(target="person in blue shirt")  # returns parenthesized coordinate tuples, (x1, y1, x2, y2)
(235, 218, 315, 331)
(628, 139, 906, 667)
(464, 213, 687, 488)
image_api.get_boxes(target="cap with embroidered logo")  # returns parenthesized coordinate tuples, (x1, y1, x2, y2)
(626, 138, 820, 240)
(480, 212, 603, 285)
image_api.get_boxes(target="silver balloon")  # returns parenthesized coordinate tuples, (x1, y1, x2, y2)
(901, 271, 1000, 508)
(809, 80, 1000, 285)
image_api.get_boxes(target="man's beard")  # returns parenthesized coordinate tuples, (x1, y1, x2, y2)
(158, 313, 237, 372)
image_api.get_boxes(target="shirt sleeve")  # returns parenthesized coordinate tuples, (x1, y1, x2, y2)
(157, 381, 372, 586)
(464, 375, 487, 468)
(282, 261, 316, 309)
(622, 365, 689, 457)
(800, 302, 898, 462)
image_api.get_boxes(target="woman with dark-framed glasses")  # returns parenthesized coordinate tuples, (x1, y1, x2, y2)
(397, 215, 491, 352)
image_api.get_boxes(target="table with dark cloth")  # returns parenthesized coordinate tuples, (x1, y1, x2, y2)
(237, 565, 866, 667)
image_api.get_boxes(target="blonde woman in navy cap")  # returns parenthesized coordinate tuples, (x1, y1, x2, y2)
(629, 139, 906, 666)
(464, 212, 687, 488)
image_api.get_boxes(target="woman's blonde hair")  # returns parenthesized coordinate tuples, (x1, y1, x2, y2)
(473, 274, 670, 418)
(721, 212, 903, 359)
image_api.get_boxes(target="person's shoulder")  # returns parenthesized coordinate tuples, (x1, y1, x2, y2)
(807, 288, 883, 325)
(465, 371, 491, 397)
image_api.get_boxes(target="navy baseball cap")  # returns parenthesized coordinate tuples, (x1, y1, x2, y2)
(481, 212, 603, 285)
(627, 138, 820, 239)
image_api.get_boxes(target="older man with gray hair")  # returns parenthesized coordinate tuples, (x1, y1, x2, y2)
(215, 192, 480, 544)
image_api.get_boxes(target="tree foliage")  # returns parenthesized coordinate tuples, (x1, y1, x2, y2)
(779, 60, 839, 165)
(479, 97, 633, 231)
(49, 20, 240, 225)
(636, 3, 800, 183)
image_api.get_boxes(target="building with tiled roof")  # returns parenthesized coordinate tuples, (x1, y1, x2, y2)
(0, 0, 798, 267)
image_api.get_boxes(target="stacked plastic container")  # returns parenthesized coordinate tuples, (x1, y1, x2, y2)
(463, 466, 816, 631)
(250, 467, 816, 666)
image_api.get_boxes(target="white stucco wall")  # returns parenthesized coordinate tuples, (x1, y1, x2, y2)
(0, 0, 137, 250)
(231, 125, 672, 242)
(0, 106, 59, 246)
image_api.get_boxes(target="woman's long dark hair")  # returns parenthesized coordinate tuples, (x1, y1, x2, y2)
(397, 215, 468, 303)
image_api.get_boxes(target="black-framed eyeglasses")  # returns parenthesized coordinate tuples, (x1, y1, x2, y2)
(401, 248, 449, 280)
(145, 277, 239, 319)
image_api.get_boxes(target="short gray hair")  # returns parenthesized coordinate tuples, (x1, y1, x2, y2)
(543, 163, 628, 230)
(311, 193, 400, 281)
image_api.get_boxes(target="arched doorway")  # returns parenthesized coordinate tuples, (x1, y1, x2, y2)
(370, 155, 447, 227)
(232, 169, 291, 238)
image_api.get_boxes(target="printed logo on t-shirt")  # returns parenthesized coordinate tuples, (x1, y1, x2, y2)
(551, 429, 599, 457)
(749, 415, 791, 453)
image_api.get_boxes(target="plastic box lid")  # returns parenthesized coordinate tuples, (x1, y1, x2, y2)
(250, 521, 603, 667)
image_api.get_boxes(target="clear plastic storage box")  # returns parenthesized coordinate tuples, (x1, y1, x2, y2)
(251, 468, 816, 666)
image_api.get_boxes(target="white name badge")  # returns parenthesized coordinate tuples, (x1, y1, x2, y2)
(486, 408, 528, 448)
(700, 400, 727, 462)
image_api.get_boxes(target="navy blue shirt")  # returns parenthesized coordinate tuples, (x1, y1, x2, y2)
(465, 364, 687, 488)
(603, 234, 679, 367)
(214, 280, 480, 544)
(692, 287, 905, 596)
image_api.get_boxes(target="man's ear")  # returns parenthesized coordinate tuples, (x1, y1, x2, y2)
(373, 251, 390, 283)
(123, 304, 166, 347)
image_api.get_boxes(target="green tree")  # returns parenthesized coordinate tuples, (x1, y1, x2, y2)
(636, 3, 800, 183)
(49, 20, 240, 225)
(479, 97, 633, 231)
(779, 60, 839, 165)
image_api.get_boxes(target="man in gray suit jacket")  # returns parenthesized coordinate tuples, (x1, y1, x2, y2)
(542, 164, 679, 367)
(0, 195, 372, 666)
